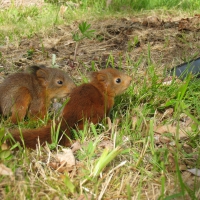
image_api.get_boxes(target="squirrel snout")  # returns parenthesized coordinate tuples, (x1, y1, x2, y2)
(127, 76, 132, 85)
(64, 83, 76, 95)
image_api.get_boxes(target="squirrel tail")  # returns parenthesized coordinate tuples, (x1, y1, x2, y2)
(8, 122, 72, 149)
(9, 125, 52, 149)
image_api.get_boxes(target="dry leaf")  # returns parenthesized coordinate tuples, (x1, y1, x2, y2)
(167, 162, 176, 171)
(162, 76, 173, 85)
(179, 113, 193, 127)
(56, 148, 76, 167)
(182, 144, 193, 154)
(105, 117, 112, 133)
(132, 116, 138, 129)
(154, 124, 189, 139)
(182, 171, 195, 187)
(48, 149, 76, 173)
(167, 154, 187, 171)
(162, 76, 182, 85)
(71, 141, 81, 152)
(40, 38, 61, 49)
(98, 140, 113, 150)
(0, 163, 13, 176)
(142, 16, 162, 27)
(179, 164, 187, 170)
(65, 40, 75, 46)
(159, 135, 171, 144)
(154, 134, 160, 144)
(160, 108, 174, 120)
(59, 5, 67, 18)
(49, 162, 74, 173)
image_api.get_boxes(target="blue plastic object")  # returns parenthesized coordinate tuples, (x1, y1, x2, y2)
(170, 57, 200, 79)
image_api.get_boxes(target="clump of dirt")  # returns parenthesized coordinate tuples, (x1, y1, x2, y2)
(0, 14, 200, 79)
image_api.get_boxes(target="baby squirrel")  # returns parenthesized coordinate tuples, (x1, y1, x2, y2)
(0, 65, 76, 123)
(9, 68, 132, 148)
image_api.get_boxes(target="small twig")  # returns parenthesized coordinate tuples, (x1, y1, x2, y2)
(98, 173, 114, 200)
(74, 42, 79, 61)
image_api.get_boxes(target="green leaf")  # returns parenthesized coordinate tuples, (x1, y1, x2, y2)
(0, 128, 5, 143)
(164, 99, 177, 107)
(72, 32, 80, 42)
(64, 173, 76, 193)
(164, 192, 183, 200)
(78, 21, 95, 37)
(90, 123, 98, 137)
(92, 146, 121, 177)
(0, 150, 12, 160)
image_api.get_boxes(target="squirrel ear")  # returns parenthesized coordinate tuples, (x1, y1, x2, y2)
(89, 71, 107, 82)
(28, 65, 47, 76)
(36, 69, 48, 79)
(97, 73, 107, 82)
(88, 71, 98, 81)
(89, 71, 97, 78)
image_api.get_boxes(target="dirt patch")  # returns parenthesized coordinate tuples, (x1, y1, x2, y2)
(0, 14, 200, 78)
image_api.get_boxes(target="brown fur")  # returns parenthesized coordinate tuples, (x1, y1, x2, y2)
(9, 68, 132, 148)
(0, 65, 76, 123)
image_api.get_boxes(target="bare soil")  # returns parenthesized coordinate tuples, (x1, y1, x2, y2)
(1, 13, 200, 80)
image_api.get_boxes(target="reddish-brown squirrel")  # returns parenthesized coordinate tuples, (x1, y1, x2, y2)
(9, 68, 132, 148)
(0, 65, 76, 123)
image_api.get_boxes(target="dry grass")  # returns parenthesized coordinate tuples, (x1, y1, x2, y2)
(0, 3, 200, 200)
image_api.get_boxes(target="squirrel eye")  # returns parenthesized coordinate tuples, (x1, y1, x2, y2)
(115, 78, 121, 83)
(57, 80, 63, 85)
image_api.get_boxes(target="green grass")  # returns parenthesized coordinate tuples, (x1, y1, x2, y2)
(46, 0, 200, 11)
(0, 4, 61, 44)
(1, 57, 200, 199)
(0, 0, 200, 199)
(1, 0, 200, 45)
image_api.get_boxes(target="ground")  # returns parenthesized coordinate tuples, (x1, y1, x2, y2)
(1, 10, 200, 79)
(0, 3, 200, 200)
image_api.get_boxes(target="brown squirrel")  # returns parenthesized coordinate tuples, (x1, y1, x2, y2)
(9, 68, 132, 148)
(0, 65, 76, 123)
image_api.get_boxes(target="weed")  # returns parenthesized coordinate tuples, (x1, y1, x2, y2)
(72, 21, 95, 61)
